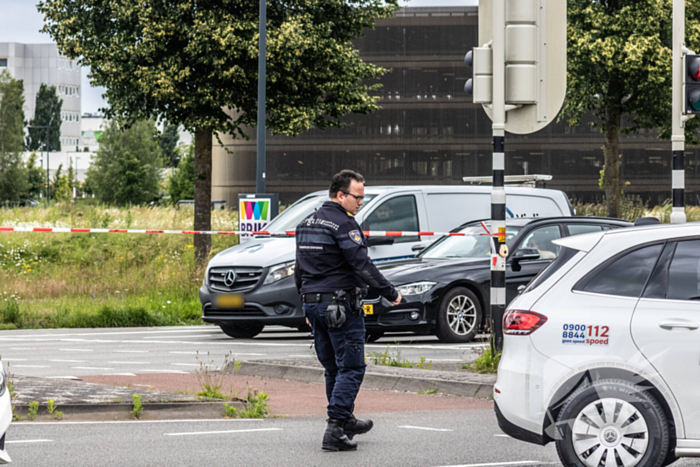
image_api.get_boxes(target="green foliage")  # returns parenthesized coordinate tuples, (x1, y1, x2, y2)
(196, 351, 235, 400)
(223, 403, 238, 418)
(239, 388, 270, 419)
(25, 152, 45, 200)
(465, 348, 501, 374)
(54, 410, 63, 420)
(0, 70, 29, 202)
(419, 387, 438, 395)
(85, 120, 164, 206)
(28, 401, 39, 420)
(131, 394, 143, 419)
(167, 145, 194, 204)
(52, 164, 72, 203)
(46, 399, 57, 415)
(368, 344, 412, 368)
(27, 83, 62, 152)
(160, 124, 181, 167)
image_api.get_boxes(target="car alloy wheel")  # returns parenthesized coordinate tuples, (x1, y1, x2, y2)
(556, 379, 669, 467)
(572, 398, 649, 467)
(436, 287, 482, 343)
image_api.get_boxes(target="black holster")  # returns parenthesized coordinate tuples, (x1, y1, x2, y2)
(325, 290, 348, 329)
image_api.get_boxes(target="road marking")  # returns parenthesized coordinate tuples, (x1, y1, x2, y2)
(2, 358, 27, 362)
(108, 361, 150, 365)
(140, 369, 188, 374)
(0, 328, 220, 339)
(164, 428, 283, 437)
(103, 373, 137, 376)
(6, 439, 53, 444)
(60, 349, 93, 352)
(114, 350, 149, 354)
(71, 366, 114, 370)
(494, 434, 513, 438)
(433, 462, 550, 467)
(288, 355, 314, 358)
(49, 359, 86, 363)
(10, 347, 35, 350)
(14, 418, 264, 426)
(171, 363, 201, 367)
(46, 376, 80, 380)
(169, 351, 200, 355)
(398, 425, 454, 432)
(12, 365, 49, 368)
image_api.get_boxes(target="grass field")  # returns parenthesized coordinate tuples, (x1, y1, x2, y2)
(0, 203, 239, 329)
(0, 198, 696, 330)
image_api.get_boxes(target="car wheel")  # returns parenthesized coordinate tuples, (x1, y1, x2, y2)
(365, 332, 384, 343)
(435, 287, 482, 343)
(219, 324, 264, 339)
(555, 379, 669, 467)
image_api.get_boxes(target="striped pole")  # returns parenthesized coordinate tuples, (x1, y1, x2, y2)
(672, 150, 686, 224)
(491, 134, 506, 352)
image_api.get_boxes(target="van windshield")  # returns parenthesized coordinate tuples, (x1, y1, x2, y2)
(266, 194, 376, 233)
(421, 224, 521, 259)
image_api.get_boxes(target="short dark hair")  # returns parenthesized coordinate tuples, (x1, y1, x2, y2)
(329, 170, 365, 198)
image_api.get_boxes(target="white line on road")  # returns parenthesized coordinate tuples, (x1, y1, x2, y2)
(171, 363, 201, 367)
(49, 360, 86, 363)
(12, 365, 49, 368)
(398, 426, 454, 432)
(108, 362, 150, 365)
(0, 328, 220, 339)
(14, 418, 265, 426)
(60, 349, 93, 352)
(45, 376, 80, 380)
(433, 462, 550, 467)
(6, 439, 53, 444)
(288, 355, 314, 358)
(71, 367, 114, 371)
(10, 348, 35, 350)
(140, 369, 188, 374)
(102, 373, 137, 376)
(164, 428, 283, 437)
(494, 434, 513, 438)
(114, 350, 149, 354)
(2, 358, 27, 362)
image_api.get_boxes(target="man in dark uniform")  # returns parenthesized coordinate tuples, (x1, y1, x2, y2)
(294, 170, 402, 451)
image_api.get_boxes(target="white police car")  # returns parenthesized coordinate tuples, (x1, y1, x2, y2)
(494, 222, 700, 466)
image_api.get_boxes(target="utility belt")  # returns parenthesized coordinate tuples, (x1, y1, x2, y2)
(302, 288, 367, 329)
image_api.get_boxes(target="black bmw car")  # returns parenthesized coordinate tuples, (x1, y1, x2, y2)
(363, 216, 632, 343)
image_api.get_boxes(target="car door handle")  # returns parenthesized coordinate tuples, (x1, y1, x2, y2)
(659, 319, 699, 331)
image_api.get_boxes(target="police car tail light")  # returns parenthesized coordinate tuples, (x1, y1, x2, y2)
(504, 310, 548, 335)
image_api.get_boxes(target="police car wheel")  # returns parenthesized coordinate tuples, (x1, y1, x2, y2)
(435, 287, 481, 343)
(555, 379, 669, 467)
(219, 324, 264, 339)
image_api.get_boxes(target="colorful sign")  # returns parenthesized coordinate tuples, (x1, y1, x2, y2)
(238, 194, 279, 243)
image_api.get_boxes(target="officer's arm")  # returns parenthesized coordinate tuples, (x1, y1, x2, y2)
(294, 231, 302, 294)
(336, 224, 399, 302)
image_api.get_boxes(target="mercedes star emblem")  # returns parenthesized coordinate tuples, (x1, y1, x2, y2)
(223, 270, 236, 287)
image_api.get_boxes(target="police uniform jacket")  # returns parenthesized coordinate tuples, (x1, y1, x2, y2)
(294, 201, 399, 302)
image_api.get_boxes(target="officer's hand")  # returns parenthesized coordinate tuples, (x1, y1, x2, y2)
(306, 317, 312, 328)
(391, 292, 402, 306)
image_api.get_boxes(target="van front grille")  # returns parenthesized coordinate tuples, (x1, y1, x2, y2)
(208, 267, 264, 293)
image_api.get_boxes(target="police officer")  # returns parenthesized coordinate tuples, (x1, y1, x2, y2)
(294, 170, 402, 452)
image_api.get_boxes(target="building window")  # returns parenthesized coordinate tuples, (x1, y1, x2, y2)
(0, 58, 7, 67)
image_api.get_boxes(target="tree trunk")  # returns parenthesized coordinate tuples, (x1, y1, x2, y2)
(603, 105, 622, 219)
(193, 127, 212, 269)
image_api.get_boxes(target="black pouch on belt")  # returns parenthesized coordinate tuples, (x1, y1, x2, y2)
(325, 290, 348, 329)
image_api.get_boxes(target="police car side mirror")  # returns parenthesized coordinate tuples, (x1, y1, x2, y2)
(367, 237, 395, 247)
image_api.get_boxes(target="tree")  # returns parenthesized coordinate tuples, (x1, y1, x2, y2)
(168, 145, 195, 204)
(51, 163, 63, 200)
(0, 70, 29, 202)
(84, 119, 163, 206)
(39, 0, 400, 266)
(160, 123, 181, 167)
(25, 151, 45, 200)
(565, 0, 700, 218)
(27, 83, 62, 152)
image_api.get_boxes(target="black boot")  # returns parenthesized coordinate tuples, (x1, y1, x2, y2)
(344, 415, 373, 440)
(322, 418, 357, 451)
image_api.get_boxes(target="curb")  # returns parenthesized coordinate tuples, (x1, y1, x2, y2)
(235, 362, 494, 399)
(14, 401, 244, 419)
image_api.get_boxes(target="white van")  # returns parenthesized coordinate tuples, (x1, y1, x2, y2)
(200, 185, 574, 338)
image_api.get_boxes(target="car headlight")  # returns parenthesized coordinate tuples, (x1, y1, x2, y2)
(263, 261, 296, 285)
(396, 281, 437, 296)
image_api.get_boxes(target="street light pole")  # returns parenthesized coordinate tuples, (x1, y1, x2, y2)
(256, 0, 267, 193)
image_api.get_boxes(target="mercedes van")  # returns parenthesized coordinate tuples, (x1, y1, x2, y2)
(200, 185, 574, 338)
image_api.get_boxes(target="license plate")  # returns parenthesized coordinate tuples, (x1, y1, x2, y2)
(213, 293, 244, 309)
(363, 304, 374, 315)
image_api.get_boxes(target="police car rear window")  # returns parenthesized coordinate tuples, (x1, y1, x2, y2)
(524, 247, 579, 293)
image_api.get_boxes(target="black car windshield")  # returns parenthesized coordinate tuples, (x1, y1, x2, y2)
(265, 194, 376, 233)
(420, 224, 522, 259)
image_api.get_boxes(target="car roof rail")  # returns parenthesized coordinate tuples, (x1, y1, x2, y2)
(634, 217, 661, 226)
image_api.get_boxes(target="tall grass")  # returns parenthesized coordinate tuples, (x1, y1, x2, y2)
(571, 197, 700, 223)
(0, 203, 239, 329)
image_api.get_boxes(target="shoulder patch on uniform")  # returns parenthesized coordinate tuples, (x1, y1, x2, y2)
(348, 230, 362, 245)
(346, 211, 354, 217)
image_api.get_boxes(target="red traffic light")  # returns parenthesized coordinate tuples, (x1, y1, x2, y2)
(689, 57, 700, 81)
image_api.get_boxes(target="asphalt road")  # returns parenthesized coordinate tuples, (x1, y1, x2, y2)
(0, 325, 486, 378)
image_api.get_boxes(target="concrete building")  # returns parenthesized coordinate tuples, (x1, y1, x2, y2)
(0, 42, 82, 150)
(212, 5, 699, 207)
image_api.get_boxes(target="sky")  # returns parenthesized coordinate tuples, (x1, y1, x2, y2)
(0, 0, 477, 114)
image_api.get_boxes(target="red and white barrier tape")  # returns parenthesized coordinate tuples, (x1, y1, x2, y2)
(0, 226, 474, 238)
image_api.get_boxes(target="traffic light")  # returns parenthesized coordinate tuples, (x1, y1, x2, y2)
(505, 0, 538, 105)
(686, 55, 700, 114)
(465, 47, 493, 104)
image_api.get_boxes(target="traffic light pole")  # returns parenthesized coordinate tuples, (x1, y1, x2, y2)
(672, 0, 689, 224)
(256, 0, 267, 194)
(491, 0, 507, 352)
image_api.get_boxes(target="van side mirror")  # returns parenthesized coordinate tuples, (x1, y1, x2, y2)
(367, 237, 395, 247)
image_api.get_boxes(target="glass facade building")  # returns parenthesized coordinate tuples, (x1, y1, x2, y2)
(212, 6, 700, 206)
